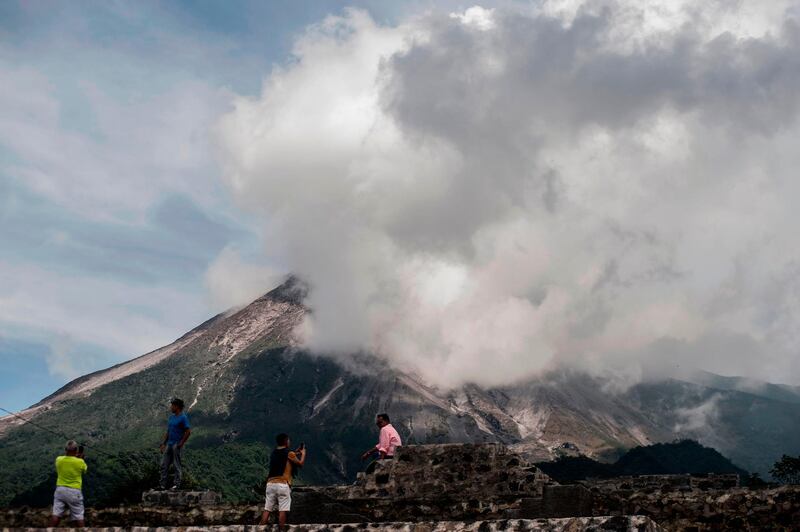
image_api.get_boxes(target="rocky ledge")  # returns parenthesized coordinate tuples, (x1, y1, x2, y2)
(142, 491, 222, 507)
(5, 515, 663, 531)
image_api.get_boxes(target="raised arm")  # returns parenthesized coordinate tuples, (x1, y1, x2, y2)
(288, 449, 307, 466)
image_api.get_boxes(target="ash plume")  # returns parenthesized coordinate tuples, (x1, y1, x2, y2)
(216, 2, 800, 388)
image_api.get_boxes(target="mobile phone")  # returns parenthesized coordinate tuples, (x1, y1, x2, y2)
(298, 442, 305, 451)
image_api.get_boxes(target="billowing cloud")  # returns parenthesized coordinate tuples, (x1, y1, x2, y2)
(217, 1, 800, 388)
(205, 246, 284, 309)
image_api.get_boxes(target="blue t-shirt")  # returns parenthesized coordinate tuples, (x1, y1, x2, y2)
(167, 413, 190, 444)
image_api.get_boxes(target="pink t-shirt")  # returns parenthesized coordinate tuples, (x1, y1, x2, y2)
(377, 423, 402, 457)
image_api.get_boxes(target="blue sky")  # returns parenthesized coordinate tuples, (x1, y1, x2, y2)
(0, 0, 469, 410)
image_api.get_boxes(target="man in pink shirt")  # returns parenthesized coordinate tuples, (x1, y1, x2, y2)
(361, 413, 402, 472)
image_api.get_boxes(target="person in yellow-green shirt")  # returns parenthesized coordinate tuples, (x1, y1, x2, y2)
(50, 440, 88, 527)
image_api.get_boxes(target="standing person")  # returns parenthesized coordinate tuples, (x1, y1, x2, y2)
(159, 398, 191, 490)
(361, 413, 402, 473)
(50, 440, 87, 527)
(259, 433, 307, 530)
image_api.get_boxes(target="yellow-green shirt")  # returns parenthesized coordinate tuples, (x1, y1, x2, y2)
(55, 456, 87, 490)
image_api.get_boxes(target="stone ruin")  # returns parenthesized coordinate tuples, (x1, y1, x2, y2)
(142, 490, 222, 507)
(582, 474, 740, 494)
(291, 443, 568, 523)
(355, 443, 550, 498)
(4, 443, 800, 530)
(6, 518, 663, 531)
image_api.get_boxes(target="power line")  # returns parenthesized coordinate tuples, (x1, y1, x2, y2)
(0, 406, 115, 457)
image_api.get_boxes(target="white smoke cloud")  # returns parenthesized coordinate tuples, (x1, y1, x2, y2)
(45, 334, 81, 381)
(672, 392, 732, 455)
(205, 246, 284, 310)
(216, 2, 800, 388)
(674, 393, 723, 433)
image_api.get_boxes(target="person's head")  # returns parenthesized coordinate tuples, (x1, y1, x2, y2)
(276, 433, 290, 448)
(376, 413, 390, 428)
(170, 398, 184, 414)
(65, 440, 79, 456)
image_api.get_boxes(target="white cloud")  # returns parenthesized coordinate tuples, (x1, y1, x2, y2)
(450, 6, 496, 30)
(214, 2, 800, 388)
(674, 393, 722, 433)
(0, 61, 230, 224)
(44, 334, 82, 381)
(0, 260, 206, 368)
(204, 246, 284, 309)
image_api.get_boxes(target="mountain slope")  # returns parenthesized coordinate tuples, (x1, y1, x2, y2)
(0, 279, 501, 505)
(1, 277, 798, 506)
(624, 379, 800, 476)
(536, 439, 748, 483)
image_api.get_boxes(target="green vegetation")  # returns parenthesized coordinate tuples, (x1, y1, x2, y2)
(536, 439, 748, 483)
(770, 455, 800, 484)
(188, 443, 271, 503)
(0, 341, 378, 508)
(12, 450, 165, 508)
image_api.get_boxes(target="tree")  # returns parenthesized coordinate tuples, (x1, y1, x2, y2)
(743, 472, 768, 488)
(770, 455, 800, 484)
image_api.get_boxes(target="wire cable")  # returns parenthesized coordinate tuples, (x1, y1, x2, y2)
(0, 406, 115, 457)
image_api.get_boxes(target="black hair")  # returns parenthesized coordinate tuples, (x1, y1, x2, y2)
(276, 433, 289, 446)
(377, 413, 390, 423)
(171, 398, 185, 409)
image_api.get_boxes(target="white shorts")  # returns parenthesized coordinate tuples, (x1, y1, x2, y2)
(264, 482, 291, 512)
(53, 486, 84, 521)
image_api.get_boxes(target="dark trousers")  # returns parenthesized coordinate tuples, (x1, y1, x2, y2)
(365, 455, 393, 474)
(160, 443, 183, 489)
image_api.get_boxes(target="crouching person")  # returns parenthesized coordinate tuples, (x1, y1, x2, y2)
(259, 433, 306, 530)
(50, 440, 87, 527)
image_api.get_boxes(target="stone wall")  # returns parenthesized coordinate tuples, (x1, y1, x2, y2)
(142, 491, 222, 507)
(539, 485, 594, 518)
(584, 474, 739, 494)
(6, 516, 664, 531)
(0, 505, 263, 529)
(291, 487, 519, 523)
(286, 444, 555, 524)
(350, 444, 550, 500)
(4, 488, 800, 530)
(590, 485, 800, 531)
(3, 443, 798, 531)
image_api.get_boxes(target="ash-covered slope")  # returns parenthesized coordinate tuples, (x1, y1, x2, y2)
(1, 277, 798, 506)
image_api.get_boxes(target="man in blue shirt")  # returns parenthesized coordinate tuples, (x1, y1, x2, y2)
(159, 398, 191, 490)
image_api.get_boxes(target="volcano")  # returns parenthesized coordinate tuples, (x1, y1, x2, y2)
(2, 277, 798, 506)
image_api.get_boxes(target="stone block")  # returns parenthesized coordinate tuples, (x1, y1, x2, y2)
(540, 484, 594, 518)
(142, 489, 222, 507)
(352, 443, 552, 502)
